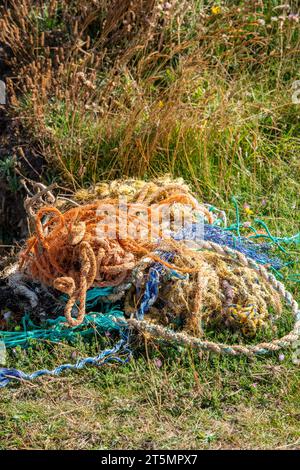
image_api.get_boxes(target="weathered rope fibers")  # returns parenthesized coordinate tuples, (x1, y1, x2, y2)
(1, 180, 299, 387)
(1, 241, 300, 387)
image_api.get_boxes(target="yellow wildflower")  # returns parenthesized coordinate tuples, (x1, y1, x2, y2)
(211, 5, 221, 15)
(243, 203, 254, 216)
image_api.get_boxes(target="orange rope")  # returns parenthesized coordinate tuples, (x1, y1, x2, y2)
(20, 191, 210, 326)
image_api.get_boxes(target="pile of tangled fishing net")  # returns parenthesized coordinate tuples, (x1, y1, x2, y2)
(0, 177, 299, 387)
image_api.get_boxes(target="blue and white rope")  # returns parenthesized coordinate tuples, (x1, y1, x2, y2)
(0, 226, 298, 387)
(0, 331, 130, 388)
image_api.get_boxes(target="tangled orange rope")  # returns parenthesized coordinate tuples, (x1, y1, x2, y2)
(20, 185, 211, 327)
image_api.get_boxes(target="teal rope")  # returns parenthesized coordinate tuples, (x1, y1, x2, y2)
(252, 219, 287, 254)
(1, 287, 125, 349)
(0, 307, 125, 349)
(248, 231, 300, 245)
(231, 196, 241, 240)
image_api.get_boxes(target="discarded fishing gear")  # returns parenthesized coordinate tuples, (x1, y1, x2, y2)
(128, 240, 300, 356)
(19, 180, 212, 327)
(0, 179, 299, 387)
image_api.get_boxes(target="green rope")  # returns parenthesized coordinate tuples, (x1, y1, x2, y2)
(1, 308, 125, 348)
(231, 196, 241, 239)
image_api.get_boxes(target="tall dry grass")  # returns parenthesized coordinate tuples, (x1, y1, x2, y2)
(0, 0, 299, 213)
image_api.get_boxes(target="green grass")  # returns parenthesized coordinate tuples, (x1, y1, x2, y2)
(1, 0, 300, 450)
(1, 195, 299, 449)
(1, 343, 300, 449)
(0, 187, 299, 450)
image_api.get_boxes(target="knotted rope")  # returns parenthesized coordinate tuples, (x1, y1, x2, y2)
(1, 179, 299, 387)
(19, 183, 211, 326)
(128, 240, 300, 356)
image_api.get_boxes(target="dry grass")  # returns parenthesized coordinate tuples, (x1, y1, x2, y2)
(0, 0, 300, 450)
(1, 0, 300, 198)
(1, 349, 300, 450)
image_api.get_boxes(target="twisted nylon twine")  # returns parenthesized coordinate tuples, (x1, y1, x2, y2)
(128, 240, 300, 356)
(20, 183, 211, 327)
(1, 239, 299, 388)
(0, 333, 130, 388)
(1, 180, 299, 387)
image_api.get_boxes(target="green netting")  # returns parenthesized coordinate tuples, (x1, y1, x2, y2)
(1, 288, 126, 349)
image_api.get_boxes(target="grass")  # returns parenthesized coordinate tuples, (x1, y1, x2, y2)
(1, 345, 300, 449)
(0, 206, 299, 450)
(0, 0, 300, 450)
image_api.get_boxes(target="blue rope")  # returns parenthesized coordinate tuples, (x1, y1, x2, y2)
(0, 218, 293, 388)
(0, 287, 131, 388)
(136, 251, 186, 320)
(0, 330, 131, 388)
(205, 224, 283, 269)
(174, 222, 283, 270)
